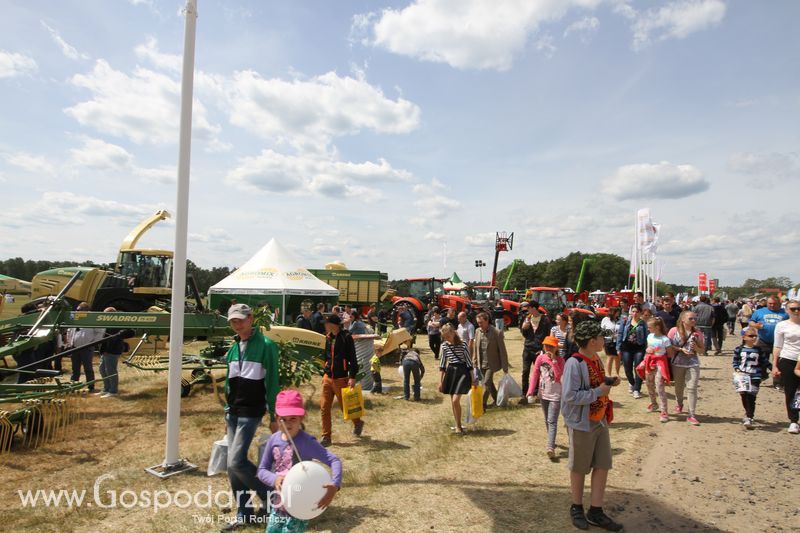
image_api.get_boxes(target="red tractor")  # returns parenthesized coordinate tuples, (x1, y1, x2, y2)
(593, 290, 636, 315)
(471, 285, 521, 327)
(391, 278, 471, 330)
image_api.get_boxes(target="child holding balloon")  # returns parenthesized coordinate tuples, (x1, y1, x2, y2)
(257, 390, 342, 532)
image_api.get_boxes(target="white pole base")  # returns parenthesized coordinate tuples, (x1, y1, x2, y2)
(145, 458, 197, 479)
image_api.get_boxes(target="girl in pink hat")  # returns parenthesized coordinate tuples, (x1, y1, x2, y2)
(257, 389, 343, 532)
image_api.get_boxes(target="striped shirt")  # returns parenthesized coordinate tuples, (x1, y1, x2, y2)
(550, 326, 570, 358)
(439, 341, 473, 370)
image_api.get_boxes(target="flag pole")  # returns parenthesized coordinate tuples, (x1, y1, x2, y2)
(146, 0, 198, 479)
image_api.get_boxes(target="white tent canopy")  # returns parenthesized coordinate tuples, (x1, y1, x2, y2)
(209, 238, 338, 322)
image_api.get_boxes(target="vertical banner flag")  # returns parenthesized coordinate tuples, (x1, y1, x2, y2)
(629, 240, 637, 278)
(698, 272, 708, 292)
(637, 208, 659, 254)
(709, 279, 718, 293)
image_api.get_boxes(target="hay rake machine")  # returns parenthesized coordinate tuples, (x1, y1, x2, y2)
(0, 272, 326, 453)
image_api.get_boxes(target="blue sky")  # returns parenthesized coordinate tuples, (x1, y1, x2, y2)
(1, 0, 798, 286)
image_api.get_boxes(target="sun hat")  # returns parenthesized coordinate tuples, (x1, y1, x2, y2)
(227, 303, 253, 320)
(542, 335, 559, 347)
(275, 389, 305, 417)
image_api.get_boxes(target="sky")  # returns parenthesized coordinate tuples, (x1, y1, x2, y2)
(1, 0, 798, 287)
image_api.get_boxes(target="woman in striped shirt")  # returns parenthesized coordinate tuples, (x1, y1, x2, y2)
(550, 313, 571, 358)
(439, 324, 476, 434)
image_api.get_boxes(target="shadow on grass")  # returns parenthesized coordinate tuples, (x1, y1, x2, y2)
(460, 485, 721, 532)
(463, 428, 516, 438)
(610, 421, 649, 430)
(311, 504, 389, 531)
(333, 436, 411, 452)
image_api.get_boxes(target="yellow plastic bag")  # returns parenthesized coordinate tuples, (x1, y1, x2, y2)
(469, 384, 484, 419)
(341, 384, 365, 420)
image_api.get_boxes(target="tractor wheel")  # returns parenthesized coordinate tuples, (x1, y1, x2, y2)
(503, 311, 515, 328)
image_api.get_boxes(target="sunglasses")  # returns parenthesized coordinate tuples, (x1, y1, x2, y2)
(687, 317, 697, 321)
(788, 307, 800, 312)
(744, 334, 757, 338)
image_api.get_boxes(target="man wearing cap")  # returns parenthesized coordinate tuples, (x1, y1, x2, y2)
(222, 303, 280, 531)
(519, 301, 553, 405)
(320, 314, 363, 446)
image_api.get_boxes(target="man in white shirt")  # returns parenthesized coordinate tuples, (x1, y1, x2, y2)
(457, 312, 475, 354)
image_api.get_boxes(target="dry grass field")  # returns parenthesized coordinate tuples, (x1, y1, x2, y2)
(2, 326, 798, 532)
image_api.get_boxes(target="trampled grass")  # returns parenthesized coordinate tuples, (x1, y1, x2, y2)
(1, 329, 659, 532)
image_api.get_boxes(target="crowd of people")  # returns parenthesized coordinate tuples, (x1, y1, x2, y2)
(266, 292, 798, 531)
(13, 290, 797, 532)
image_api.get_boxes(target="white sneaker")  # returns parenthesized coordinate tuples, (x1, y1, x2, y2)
(743, 418, 753, 429)
(789, 422, 800, 434)
(632, 391, 641, 399)
(628, 384, 633, 393)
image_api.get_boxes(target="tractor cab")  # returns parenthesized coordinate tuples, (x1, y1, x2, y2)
(406, 278, 445, 306)
(472, 285, 500, 304)
(528, 287, 568, 317)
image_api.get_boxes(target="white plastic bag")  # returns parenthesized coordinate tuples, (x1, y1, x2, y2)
(207, 437, 228, 476)
(732, 372, 752, 393)
(496, 373, 523, 406)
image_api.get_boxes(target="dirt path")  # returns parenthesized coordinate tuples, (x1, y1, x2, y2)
(616, 331, 800, 532)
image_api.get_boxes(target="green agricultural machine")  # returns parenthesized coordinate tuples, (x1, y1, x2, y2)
(0, 273, 325, 454)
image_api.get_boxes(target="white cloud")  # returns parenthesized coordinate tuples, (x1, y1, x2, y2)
(189, 228, 241, 253)
(603, 161, 710, 200)
(660, 233, 736, 255)
(0, 191, 158, 228)
(0, 49, 37, 78)
(413, 194, 461, 220)
(424, 231, 445, 241)
(134, 36, 181, 72)
(465, 232, 495, 247)
(535, 34, 557, 58)
(41, 21, 89, 61)
(363, 0, 601, 71)
(133, 165, 176, 184)
(2, 151, 54, 175)
(226, 70, 420, 152)
(225, 149, 409, 199)
(728, 152, 800, 181)
(563, 16, 600, 41)
(631, 0, 726, 50)
(64, 59, 220, 145)
(69, 137, 133, 170)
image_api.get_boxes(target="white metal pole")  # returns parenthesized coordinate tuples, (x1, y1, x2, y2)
(634, 215, 640, 293)
(163, 0, 198, 468)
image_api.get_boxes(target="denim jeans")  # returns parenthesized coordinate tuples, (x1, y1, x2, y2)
(71, 348, 95, 391)
(99, 353, 119, 393)
(698, 326, 713, 353)
(226, 413, 268, 517)
(621, 349, 645, 393)
(402, 359, 421, 400)
(540, 399, 561, 450)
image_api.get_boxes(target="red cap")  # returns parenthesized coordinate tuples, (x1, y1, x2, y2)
(275, 389, 305, 417)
